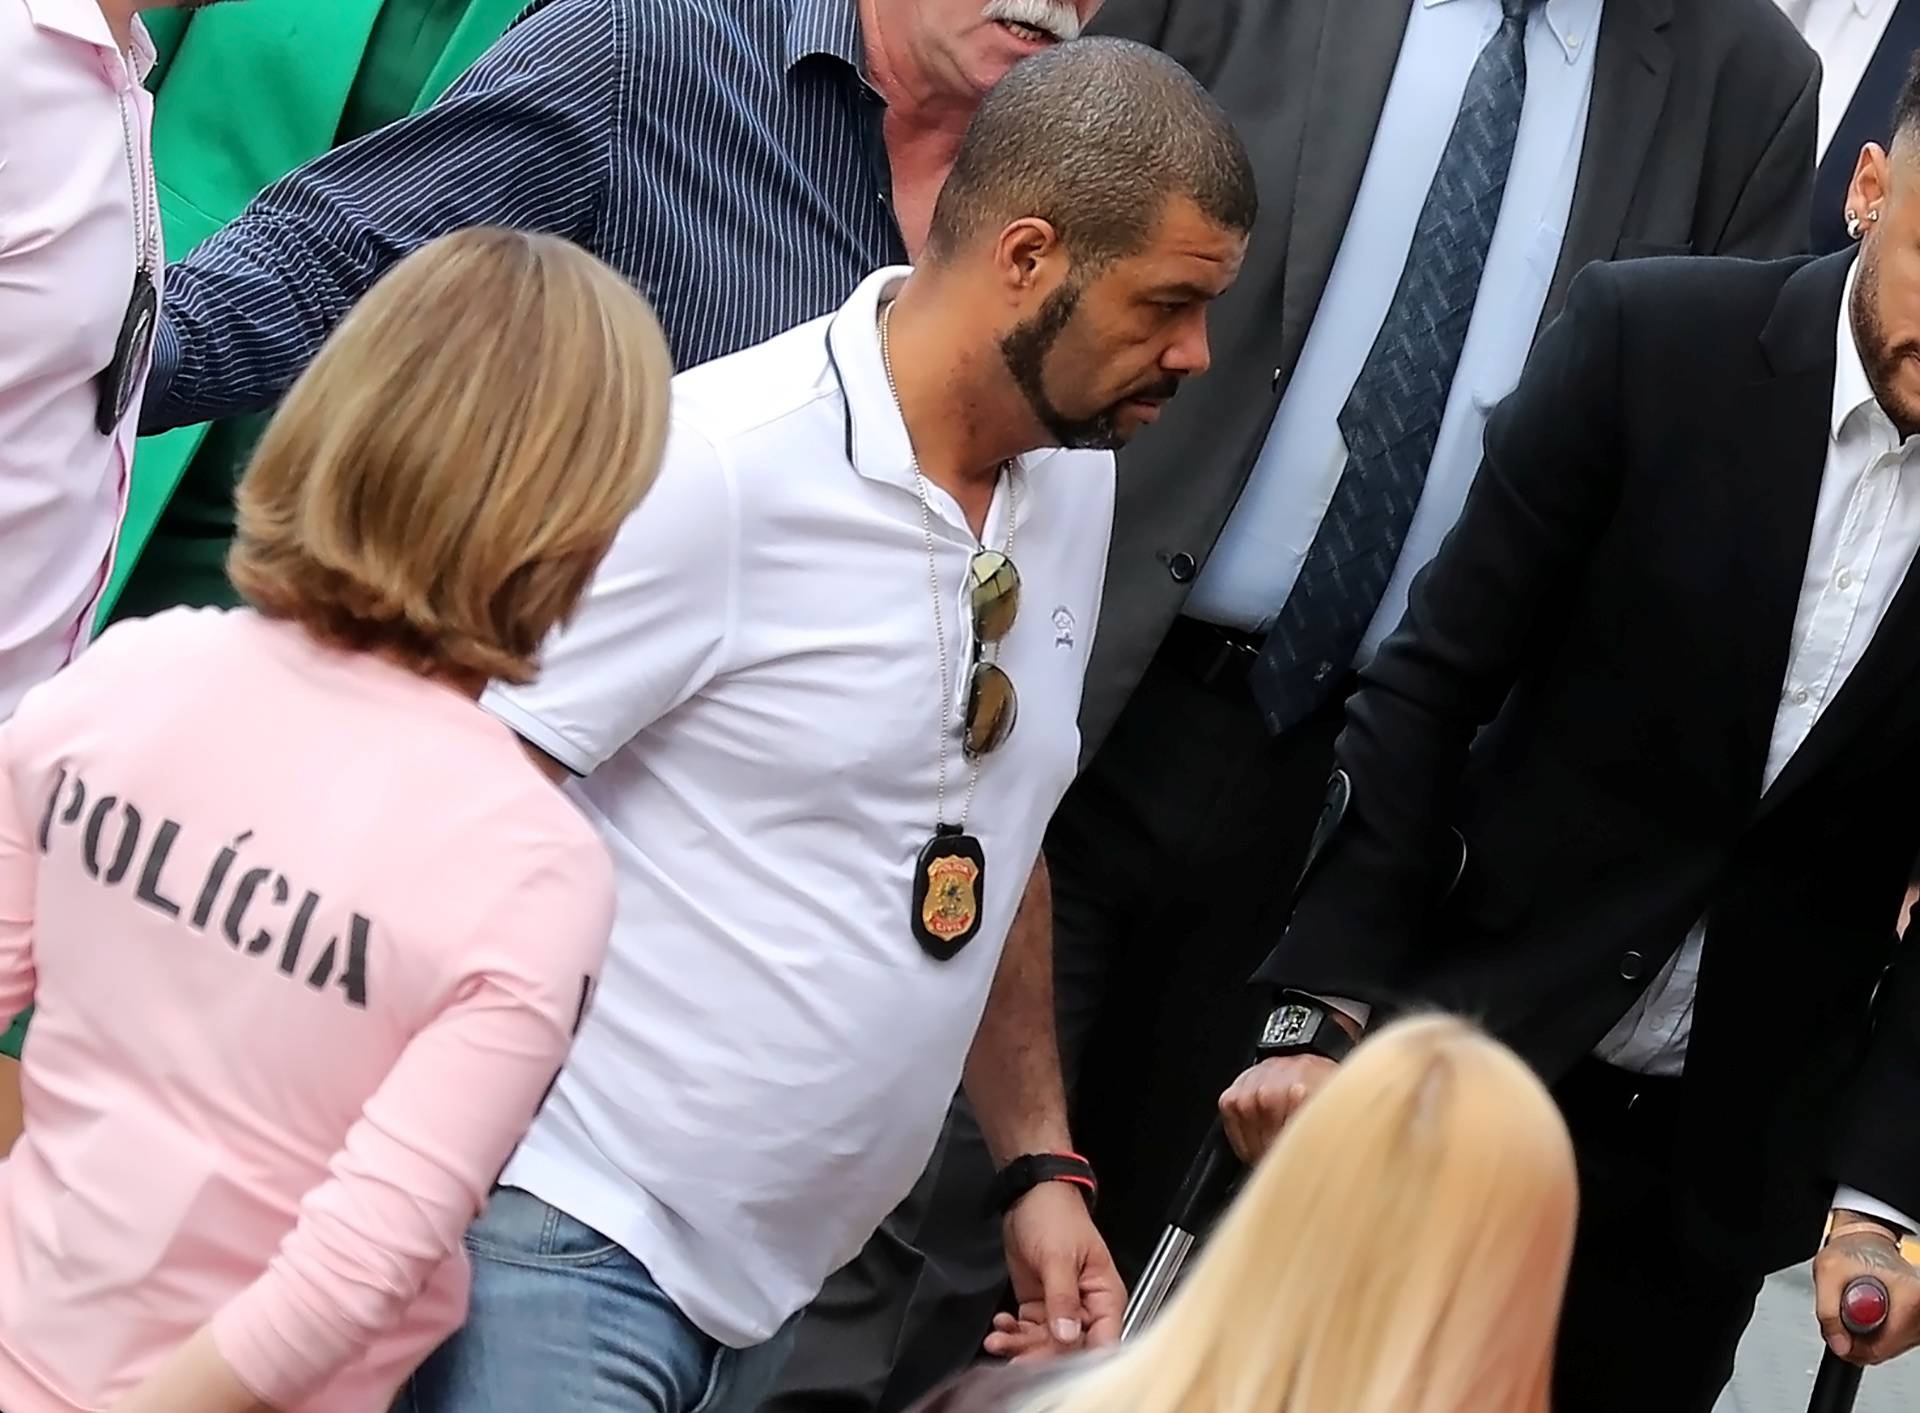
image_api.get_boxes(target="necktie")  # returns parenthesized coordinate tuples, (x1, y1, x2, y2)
(1811, 0, 1920, 255)
(1249, 0, 1543, 734)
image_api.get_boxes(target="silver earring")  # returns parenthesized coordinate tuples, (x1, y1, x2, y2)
(1870, 209, 1882, 222)
(1848, 210, 1864, 239)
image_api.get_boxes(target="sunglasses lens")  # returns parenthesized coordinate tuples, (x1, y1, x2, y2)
(969, 551, 1021, 645)
(965, 663, 1018, 759)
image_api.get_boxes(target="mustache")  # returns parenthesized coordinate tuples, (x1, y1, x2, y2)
(980, 0, 1084, 41)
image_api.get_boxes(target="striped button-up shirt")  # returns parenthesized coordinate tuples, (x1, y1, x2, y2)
(143, 0, 907, 431)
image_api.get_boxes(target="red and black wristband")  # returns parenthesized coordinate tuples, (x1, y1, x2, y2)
(988, 1151, 1098, 1215)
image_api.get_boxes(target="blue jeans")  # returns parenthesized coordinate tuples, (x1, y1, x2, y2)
(399, 1187, 798, 1413)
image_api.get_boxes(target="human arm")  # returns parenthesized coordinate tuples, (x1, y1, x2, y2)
(107, 1329, 264, 1413)
(1252, 262, 1629, 1002)
(111, 842, 613, 1412)
(481, 417, 736, 772)
(142, 0, 624, 431)
(967, 860, 1124, 1359)
(1218, 267, 1631, 1160)
(1818, 908, 1920, 1364)
(1813, 1211, 1920, 1366)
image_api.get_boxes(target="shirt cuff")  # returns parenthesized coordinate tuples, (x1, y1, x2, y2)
(1303, 993, 1371, 1030)
(138, 320, 182, 435)
(1834, 1185, 1919, 1236)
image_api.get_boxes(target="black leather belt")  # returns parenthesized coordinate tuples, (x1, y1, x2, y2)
(1160, 615, 1265, 693)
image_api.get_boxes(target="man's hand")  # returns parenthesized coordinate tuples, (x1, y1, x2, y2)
(981, 1182, 1124, 1362)
(1814, 1214, 1920, 1365)
(1217, 1054, 1340, 1164)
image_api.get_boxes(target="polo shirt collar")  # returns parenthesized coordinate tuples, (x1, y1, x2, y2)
(826, 268, 1050, 538)
(23, 0, 156, 83)
(785, 0, 863, 73)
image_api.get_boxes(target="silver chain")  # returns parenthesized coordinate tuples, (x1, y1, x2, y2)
(879, 297, 1014, 831)
(115, 79, 157, 276)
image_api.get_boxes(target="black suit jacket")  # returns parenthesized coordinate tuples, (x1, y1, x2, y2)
(1078, 0, 1819, 753)
(1257, 250, 1920, 1267)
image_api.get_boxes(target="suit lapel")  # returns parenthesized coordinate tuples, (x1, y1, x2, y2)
(1734, 253, 1876, 818)
(1278, 0, 1413, 365)
(1544, 0, 1672, 321)
(1760, 269, 1920, 815)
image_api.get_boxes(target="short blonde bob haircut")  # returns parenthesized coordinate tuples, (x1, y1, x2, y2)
(229, 227, 673, 685)
(1029, 1016, 1578, 1413)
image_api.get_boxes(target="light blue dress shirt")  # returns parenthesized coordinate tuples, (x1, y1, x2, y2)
(1183, 0, 1602, 659)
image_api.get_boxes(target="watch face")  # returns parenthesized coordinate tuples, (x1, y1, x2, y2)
(1261, 1003, 1319, 1050)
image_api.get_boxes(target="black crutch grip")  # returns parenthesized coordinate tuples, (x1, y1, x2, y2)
(1167, 1121, 1244, 1235)
(1807, 1275, 1890, 1413)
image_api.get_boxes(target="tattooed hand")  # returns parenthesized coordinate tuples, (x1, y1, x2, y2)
(1814, 1211, 1920, 1366)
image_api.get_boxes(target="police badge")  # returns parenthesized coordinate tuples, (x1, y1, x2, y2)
(911, 825, 986, 961)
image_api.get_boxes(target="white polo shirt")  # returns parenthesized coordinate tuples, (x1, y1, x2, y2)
(482, 268, 1114, 1346)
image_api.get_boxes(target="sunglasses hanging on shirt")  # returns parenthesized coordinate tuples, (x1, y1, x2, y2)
(880, 299, 1024, 960)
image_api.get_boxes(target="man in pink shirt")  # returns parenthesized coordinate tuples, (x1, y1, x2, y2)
(0, 0, 205, 721)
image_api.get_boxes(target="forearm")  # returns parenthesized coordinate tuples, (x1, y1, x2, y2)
(144, 0, 617, 432)
(964, 858, 1071, 1166)
(110, 1327, 267, 1413)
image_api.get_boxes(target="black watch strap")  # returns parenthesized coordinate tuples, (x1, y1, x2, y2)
(1255, 992, 1357, 1064)
(987, 1152, 1098, 1216)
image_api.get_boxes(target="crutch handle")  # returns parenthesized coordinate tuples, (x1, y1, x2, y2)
(1808, 1276, 1891, 1413)
(1166, 1121, 1243, 1236)
(1841, 1275, 1891, 1336)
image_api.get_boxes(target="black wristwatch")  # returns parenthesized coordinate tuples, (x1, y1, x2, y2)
(1255, 991, 1358, 1064)
(987, 1151, 1098, 1216)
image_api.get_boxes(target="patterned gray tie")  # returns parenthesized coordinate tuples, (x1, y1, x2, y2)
(1249, 0, 1542, 733)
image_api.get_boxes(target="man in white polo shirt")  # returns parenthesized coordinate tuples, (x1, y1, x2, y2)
(404, 39, 1255, 1413)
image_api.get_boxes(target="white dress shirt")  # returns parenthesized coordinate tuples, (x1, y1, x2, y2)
(1183, 0, 1600, 653)
(1778, 0, 1902, 161)
(483, 269, 1114, 1346)
(1593, 260, 1918, 1229)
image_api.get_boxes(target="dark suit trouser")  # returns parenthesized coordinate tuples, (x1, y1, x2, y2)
(1549, 1062, 1767, 1413)
(760, 635, 1349, 1413)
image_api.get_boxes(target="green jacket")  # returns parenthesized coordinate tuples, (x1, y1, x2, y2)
(103, 0, 528, 620)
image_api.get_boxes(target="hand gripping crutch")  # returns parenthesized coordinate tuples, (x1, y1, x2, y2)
(1807, 1275, 1890, 1413)
(1120, 771, 1470, 1339)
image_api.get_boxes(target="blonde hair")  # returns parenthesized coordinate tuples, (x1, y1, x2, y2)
(229, 227, 674, 685)
(1031, 1016, 1576, 1413)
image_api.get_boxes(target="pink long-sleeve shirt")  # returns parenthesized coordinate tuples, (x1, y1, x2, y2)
(0, 608, 614, 1411)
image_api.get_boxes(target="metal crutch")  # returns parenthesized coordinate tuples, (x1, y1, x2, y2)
(1119, 1123, 1241, 1338)
(1808, 1274, 1890, 1413)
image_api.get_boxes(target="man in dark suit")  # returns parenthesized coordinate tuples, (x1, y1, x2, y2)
(1051, 0, 1821, 1276)
(763, 3, 1821, 1409)
(1220, 94, 1920, 1410)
